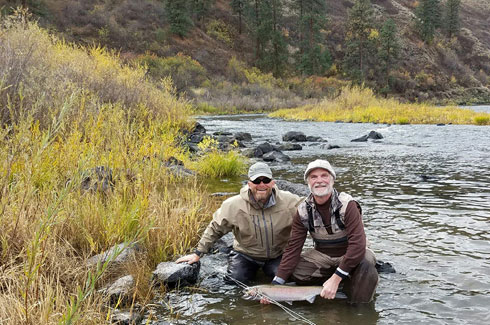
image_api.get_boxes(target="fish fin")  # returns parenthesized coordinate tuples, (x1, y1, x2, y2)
(285, 301, 293, 305)
(335, 292, 348, 300)
(306, 295, 316, 303)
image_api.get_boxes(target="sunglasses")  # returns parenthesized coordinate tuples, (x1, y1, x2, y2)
(251, 177, 272, 185)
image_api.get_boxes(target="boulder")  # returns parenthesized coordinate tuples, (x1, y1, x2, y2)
(278, 143, 302, 151)
(110, 309, 143, 325)
(152, 261, 200, 288)
(283, 131, 307, 142)
(351, 130, 384, 142)
(234, 132, 252, 141)
(81, 166, 114, 193)
(100, 275, 134, 305)
(274, 180, 309, 197)
(256, 142, 274, 154)
(212, 232, 234, 254)
(87, 242, 139, 267)
(262, 151, 290, 162)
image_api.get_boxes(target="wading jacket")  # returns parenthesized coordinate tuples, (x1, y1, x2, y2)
(196, 185, 302, 260)
(298, 189, 358, 248)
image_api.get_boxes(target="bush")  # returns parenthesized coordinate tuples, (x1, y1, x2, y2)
(137, 53, 208, 92)
(206, 19, 234, 46)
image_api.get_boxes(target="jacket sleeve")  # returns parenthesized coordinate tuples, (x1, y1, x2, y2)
(338, 201, 366, 273)
(196, 204, 234, 254)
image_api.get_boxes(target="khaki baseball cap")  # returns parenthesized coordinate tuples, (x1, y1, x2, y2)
(304, 159, 336, 181)
(248, 162, 273, 181)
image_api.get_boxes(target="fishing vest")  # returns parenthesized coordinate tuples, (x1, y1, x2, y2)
(298, 189, 361, 248)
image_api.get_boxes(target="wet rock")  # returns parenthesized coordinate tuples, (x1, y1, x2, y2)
(263, 151, 290, 162)
(100, 275, 134, 305)
(234, 132, 252, 141)
(241, 148, 256, 158)
(152, 261, 200, 288)
(214, 131, 233, 136)
(375, 260, 396, 274)
(191, 122, 206, 134)
(87, 242, 140, 267)
(327, 144, 340, 150)
(253, 147, 264, 158)
(167, 165, 195, 177)
(283, 131, 307, 142)
(306, 136, 324, 142)
(256, 142, 274, 154)
(275, 180, 309, 197)
(279, 143, 302, 151)
(189, 133, 205, 143)
(110, 309, 143, 325)
(81, 166, 114, 193)
(212, 232, 234, 254)
(351, 131, 384, 142)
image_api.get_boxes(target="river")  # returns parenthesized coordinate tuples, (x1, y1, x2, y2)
(151, 109, 490, 325)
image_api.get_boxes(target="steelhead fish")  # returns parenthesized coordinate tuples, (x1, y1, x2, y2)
(243, 285, 327, 304)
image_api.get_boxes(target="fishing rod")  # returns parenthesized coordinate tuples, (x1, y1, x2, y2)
(222, 273, 317, 325)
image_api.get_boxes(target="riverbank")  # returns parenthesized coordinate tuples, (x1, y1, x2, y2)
(0, 15, 244, 323)
(269, 86, 490, 125)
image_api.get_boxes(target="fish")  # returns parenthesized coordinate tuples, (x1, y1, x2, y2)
(243, 284, 346, 304)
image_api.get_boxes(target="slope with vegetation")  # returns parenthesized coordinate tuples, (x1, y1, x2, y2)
(1, 0, 488, 108)
(0, 10, 244, 323)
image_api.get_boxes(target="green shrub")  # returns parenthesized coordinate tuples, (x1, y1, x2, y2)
(206, 19, 234, 46)
(137, 53, 208, 92)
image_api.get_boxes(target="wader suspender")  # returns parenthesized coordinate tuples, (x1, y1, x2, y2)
(306, 203, 346, 232)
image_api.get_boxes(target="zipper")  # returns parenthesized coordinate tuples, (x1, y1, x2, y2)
(261, 208, 271, 259)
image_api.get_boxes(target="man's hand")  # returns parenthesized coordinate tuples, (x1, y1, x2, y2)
(320, 274, 342, 299)
(259, 297, 271, 304)
(176, 253, 200, 264)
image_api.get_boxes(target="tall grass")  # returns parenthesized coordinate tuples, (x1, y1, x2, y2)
(270, 86, 490, 125)
(0, 10, 218, 323)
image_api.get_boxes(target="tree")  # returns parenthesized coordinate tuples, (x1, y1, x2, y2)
(191, 0, 214, 26)
(415, 0, 442, 43)
(296, 0, 332, 75)
(378, 18, 400, 93)
(230, 0, 247, 34)
(444, 0, 461, 38)
(165, 0, 193, 38)
(343, 0, 377, 82)
(248, 0, 288, 76)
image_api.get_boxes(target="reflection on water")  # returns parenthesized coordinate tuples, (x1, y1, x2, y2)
(153, 113, 490, 324)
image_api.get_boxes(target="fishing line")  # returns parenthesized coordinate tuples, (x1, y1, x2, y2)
(222, 273, 317, 325)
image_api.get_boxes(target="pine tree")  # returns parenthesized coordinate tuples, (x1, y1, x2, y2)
(165, 0, 193, 38)
(378, 18, 400, 92)
(343, 0, 377, 82)
(248, 0, 288, 76)
(444, 0, 461, 38)
(191, 0, 214, 26)
(296, 0, 332, 75)
(230, 0, 247, 34)
(415, 0, 442, 43)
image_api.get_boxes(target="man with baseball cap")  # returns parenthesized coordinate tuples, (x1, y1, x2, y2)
(177, 162, 302, 284)
(269, 159, 378, 303)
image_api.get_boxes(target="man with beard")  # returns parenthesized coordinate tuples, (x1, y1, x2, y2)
(176, 162, 302, 284)
(268, 159, 379, 303)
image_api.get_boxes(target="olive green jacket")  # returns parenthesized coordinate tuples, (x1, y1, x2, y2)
(196, 185, 303, 260)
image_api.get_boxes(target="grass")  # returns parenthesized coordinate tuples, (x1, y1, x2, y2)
(270, 86, 490, 125)
(0, 10, 227, 323)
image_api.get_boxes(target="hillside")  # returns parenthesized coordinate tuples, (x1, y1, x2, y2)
(1, 0, 489, 106)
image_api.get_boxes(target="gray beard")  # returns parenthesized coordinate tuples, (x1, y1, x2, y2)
(308, 183, 333, 197)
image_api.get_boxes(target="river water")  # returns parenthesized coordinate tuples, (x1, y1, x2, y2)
(152, 109, 490, 325)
